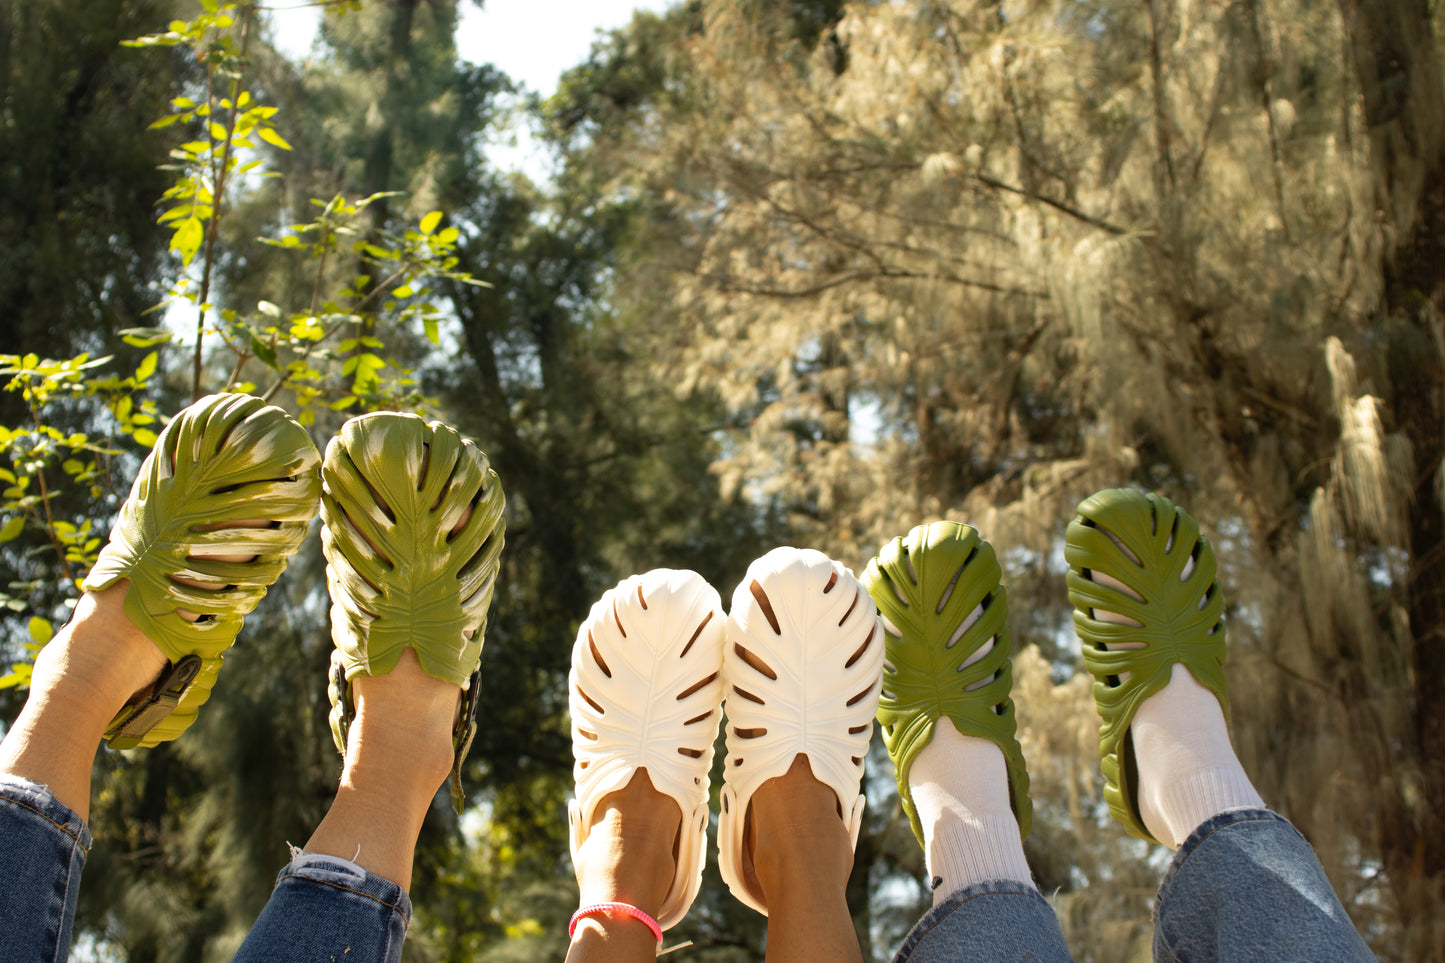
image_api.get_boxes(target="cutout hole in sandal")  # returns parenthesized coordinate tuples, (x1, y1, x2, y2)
(882, 571, 908, 606)
(846, 681, 876, 707)
(838, 588, 860, 626)
(335, 500, 396, 570)
(948, 600, 985, 647)
(733, 643, 778, 681)
(357, 468, 396, 524)
(848, 723, 869, 735)
(1083, 518, 1143, 566)
(844, 626, 875, 668)
(588, 631, 612, 678)
(680, 611, 714, 658)
(612, 598, 627, 638)
(457, 533, 499, 581)
(823, 571, 838, 593)
(577, 728, 598, 741)
(678, 747, 704, 758)
(749, 580, 781, 635)
(1184, 545, 1201, 583)
(957, 638, 994, 680)
(637, 584, 648, 610)
(576, 686, 604, 714)
(1166, 514, 1179, 554)
(936, 548, 977, 613)
(905, 546, 917, 584)
(418, 441, 433, 496)
(676, 672, 719, 701)
(879, 614, 902, 638)
(731, 684, 765, 704)
(734, 726, 767, 739)
(683, 710, 713, 725)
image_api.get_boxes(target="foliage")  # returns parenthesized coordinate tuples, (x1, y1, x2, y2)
(8, 0, 1445, 959)
(542, 0, 1445, 957)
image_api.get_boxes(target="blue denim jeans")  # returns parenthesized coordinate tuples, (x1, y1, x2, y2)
(0, 775, 412, 963)
(892, 808, 1376, 962)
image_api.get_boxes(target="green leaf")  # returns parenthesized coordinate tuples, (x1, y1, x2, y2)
(27, 616, 52, 645)
(171, 217, 204, 265)
(148, 113, 184, 130)
(119, 327, 174, 348)
(419, 211, 443, 235)
(424, 317, 440, 345)
(0, 517, 23, 543)
(258, 127, 293, 151)
(135, 351, 159, 381)
(250, 334, 278, 369)
(209, 121, 229, 141)
(133, 428, 159, 448)
(393, 285, 414, 298)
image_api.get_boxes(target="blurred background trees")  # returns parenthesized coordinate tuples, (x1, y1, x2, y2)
(2, 0, 1442, 959)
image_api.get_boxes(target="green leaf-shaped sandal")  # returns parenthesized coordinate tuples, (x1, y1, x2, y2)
(84, 393, 322, 749)
(1065, 488, 1228, 843)
(862, 521, 1032, 847)
(320, 411, 506, 813)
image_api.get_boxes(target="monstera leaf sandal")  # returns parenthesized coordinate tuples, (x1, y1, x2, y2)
(84, 393, 322, 750)
(718, 547, 884, 916)
(1065, 488, 1228, 843)
(321, 411, 506, 814)
(861, 521, 1032, 846)
(568, 568, 726, 931)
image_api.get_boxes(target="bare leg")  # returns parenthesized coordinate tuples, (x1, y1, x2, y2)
(565, 770, 681, 962)
(302, 647, 458, 887)
(0, 583, 167, 821)
(746, 755, 863, 963)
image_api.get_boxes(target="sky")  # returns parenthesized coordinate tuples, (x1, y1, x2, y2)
(267, 0, 674, 178)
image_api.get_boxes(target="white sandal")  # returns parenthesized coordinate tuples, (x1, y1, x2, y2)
(717, 547, 885, 915)
(568, 568, 726, 931)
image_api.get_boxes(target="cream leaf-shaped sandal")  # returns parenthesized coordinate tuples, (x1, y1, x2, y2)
(568, 568, 726, 931)
(718, 547, 884, 915)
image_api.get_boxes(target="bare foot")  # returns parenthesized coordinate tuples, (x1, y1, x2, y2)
(566, 769, 680, 961)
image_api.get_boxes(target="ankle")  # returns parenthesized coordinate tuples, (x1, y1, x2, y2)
(341, 651, 460, 799)
(573, 774, 681, 914)
(747, 758, 853, 898)
(31, 587, 168, 724)
(1132, 665, 1263, 846)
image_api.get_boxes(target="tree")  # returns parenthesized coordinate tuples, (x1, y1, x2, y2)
(543, 0, 1445, 956)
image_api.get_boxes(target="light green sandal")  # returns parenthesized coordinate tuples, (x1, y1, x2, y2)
(862, 521, 1032, 847)
(1065, 488, 1228, 843)
(320, 411, 506, 813)
(84, 393, 322, 749)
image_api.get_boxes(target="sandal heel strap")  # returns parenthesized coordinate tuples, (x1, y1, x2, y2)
(105, 655, 205, 750)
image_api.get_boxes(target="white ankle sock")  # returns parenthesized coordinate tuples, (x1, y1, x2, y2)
(1132, 663, 1264, 848)
(908, 717, 1033, 902)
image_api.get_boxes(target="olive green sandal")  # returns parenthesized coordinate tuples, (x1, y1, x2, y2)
(1064, 488, 1228, 843)
(861, 521, 1032, 847)
(320, 411, 506, 813)
(84, 393, 322, 750)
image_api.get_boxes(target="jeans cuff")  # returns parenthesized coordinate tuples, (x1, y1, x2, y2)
(1159, 807, 1283, 893)
(0, 774, 92, 854)
(275, 852, 414, 924)
(893, 879, 1048, 959)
